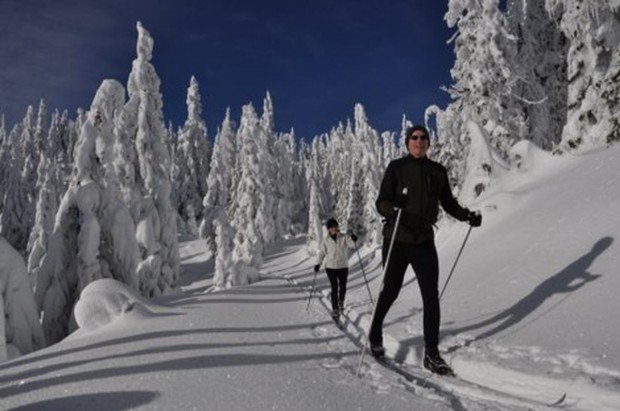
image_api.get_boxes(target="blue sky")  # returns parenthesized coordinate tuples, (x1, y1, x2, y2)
(0, 0, 456, 140)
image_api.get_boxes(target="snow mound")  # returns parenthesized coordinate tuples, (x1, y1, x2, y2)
(74, 279, 155, 332)
(509, 139, 555, 173)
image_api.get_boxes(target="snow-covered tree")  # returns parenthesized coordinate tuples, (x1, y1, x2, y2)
(176, 76, 211, 223)
(34, 80, 141, 344)
(545, 0, 620, 150)
(290, 137, 309, 233)
(354, 104, 382, 245)
(231, 104, 265, 285)
(426, 104, 468, 193)
(399, 114, 413, 155)
(306, 176, 323, 255)
(26, 153, 60, 279)
(273, 130, 296, 238)
(423, 0, 521, 200)
(345, 157, 364, 237)
(328, 123, 353, 226)
(381, 131, 399, 168)
(123, 22, 180, 296)
(257, 92, 277, 244)
(1, 236, 46, 359)
(444, 0, 522, 160)
(1, 106, 36, 252)
(506, 0, 569, 149)
(213, 208, 235, 289)
(200, 108, 236, 253)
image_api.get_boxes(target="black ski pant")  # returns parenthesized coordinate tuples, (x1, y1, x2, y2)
(325, 268, 349, 312)
(369, 239, 440, 355)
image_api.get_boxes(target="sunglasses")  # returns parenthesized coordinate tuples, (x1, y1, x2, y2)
(410, 134, 429, 141)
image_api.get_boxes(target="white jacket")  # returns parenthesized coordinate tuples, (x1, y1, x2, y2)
(316, 234, 356, 269)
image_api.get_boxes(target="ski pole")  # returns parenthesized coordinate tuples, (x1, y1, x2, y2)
(356, 188, 408, 376)
(353, 243, 374, 305)
(306, 268, 319, 311)
(439, 224, 473, 301)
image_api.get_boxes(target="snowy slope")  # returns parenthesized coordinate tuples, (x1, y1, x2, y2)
(294, 144, 620, 411)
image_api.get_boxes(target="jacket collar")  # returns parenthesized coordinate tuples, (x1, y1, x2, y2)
(406, 154, 429, 163)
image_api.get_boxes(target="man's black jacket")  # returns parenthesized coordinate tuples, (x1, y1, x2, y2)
(376, 155, 470, 244)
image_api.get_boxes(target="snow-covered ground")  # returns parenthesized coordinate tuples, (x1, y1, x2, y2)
(0, 238, 449, 411)
(2, 145, 620, 410)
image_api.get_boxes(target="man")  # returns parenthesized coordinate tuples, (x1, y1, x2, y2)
(314, 218, 358, 323)
(369, 125, 481, 376)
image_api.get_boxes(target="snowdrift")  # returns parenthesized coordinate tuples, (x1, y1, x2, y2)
(74, 279, 172, 333)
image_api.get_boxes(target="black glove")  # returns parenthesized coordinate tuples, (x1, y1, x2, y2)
(350, 233, 358, 242)
(314, 264, 320, 273)
(468, 211, 482, 227)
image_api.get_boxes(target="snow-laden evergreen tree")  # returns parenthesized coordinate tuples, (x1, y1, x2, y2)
(33, 99, 48, 154)
(172, 134, 193, 234)
(290, 136, 309, 233)
(34, 80, 141, 344)
(354, 104, 382, 246)
(318, 134, 335, 218)
(231, 104, 265, 285)
(176, 76, 210, 224)
(212, 208, 235, 289)
(1, 105, 36, 252)
(26, 153, 60, 279)
(113, 92, 142, 220)
(399, 114, 413, 155)
(345, 163, 364, 237)
(122, 22, 180, 296)
(306, 175, 323, 255)
(444, 0, 523, 159)
(257, 92, 277, 244)
(424, 0, 521, 200)
(165, 121, 177, 165)
(545, 0, 620, 150)
(506, 0, 569, 149)
(0, 236, 46, 359)
(381, 131, 399, 168)
(273, 130, 296, 238)
(306, 137, 330, 224)
(58, 110, 74, 162)
(425, 104, 467, 193)
(200, 108, 236, 253)
(67, 109, 85, 164)
(46, 110, 63, 164)
(47, 109, 73, 192)
(329, 123, 353, 226)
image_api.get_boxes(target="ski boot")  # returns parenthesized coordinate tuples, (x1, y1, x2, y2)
(369, 342, 385, 359)
(423, 351, 454, 376)
(331, 309, 342, 328)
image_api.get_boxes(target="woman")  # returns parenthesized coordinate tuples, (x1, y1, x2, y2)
(314, 218, 358, 322)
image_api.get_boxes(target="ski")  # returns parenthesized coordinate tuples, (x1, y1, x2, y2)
(285, 273, 567, 409)
(368, 353, 567, 409)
